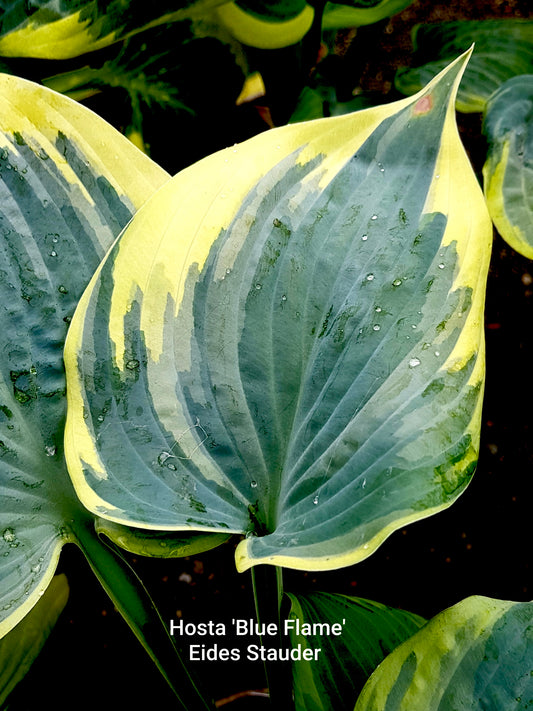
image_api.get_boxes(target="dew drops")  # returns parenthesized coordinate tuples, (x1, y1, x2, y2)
(313, 495, 319, 505)
(225, 268, 231, 275)
(409, 357, 421, 368)
(250, 480, 257, 489)
(438, 263, 445, 269)
(372, 324, 381, 331)
(371, 214, 378, 220)
(126, 359, 140, 370)
(44, 445, 56, 457)
(366, 273, 375, 282)
(375, 306, 382, 313)
(255, 284, 262, 290)
(49, 251, 57, 257)
(361, 234, 368, 241)
(281, 294, 287, 301)
(435, 350, 440, 357)
(31, 563, 41, 574)
(362, 478, 367, 488)
(97, 414, 105, 422)
(166, 462, 177, 471)
(411, 324, 417, 329)
(392, 278, 402, 287)
(58, 285, 68, 294)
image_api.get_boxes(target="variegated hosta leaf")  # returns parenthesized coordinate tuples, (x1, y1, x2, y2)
(0, 72, 170, 637)
(395, 20, 533, 113)
(64, 50, 492, 573)
(0, 575, 68, 706)
(322, 0, 415, 31)
(483, 75, 533, 260)
(354, 596, 533, 711)
(287, 592, 425, 711)
(0, 0, 230, 59)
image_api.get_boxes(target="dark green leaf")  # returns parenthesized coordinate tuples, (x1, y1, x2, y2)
(287, 592, 425, 711)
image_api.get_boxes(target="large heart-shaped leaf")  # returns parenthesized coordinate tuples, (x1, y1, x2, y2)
(395, 20, 533, 113)
(64, 50, 492, 573)
(483, 74, 533, 260)
(287, 592, 426, 711)
(354, 596, 533, 710)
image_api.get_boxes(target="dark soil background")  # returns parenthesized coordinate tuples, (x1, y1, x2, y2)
(6, 1, 532, 710)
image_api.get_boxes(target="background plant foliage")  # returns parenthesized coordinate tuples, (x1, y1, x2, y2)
(0, 0, 531, 709)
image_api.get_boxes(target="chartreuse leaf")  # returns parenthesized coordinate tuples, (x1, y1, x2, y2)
(322, 0, 415, 31)
(0, 574, 68, 706)
(482, 75, 533, 260)
(214, 0, 314, 49)
(286, 592, 426, 711)
(0, 0, 230, 59)
(64, 49, 492, 574)
(395, 20, 533, 113)
(354, 596, 533, 710)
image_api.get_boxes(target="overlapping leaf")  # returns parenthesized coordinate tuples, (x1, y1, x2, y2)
(354, 596, 533, 710)
(287, 592, 425, 711)
(483, 75, 533, 259)
(395, 20, 533, 113)
(65, 50, 492, 573)
(0, 72, 171, 637)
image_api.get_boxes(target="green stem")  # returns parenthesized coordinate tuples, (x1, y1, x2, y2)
(74, 517, 215, 711)
(251, 565, 293, 709)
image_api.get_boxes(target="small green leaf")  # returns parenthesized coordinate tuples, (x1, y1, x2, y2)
(395, 20, 533, 112)
(65, 51, 493, 573)
(354, 596, 533, 711)
(0, 574, 69, 706)
(483, 74, 533, 259)
(287, 592, 425, 711)
(322, 0, 415, 31)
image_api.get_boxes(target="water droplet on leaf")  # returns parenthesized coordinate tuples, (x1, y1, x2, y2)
(409, 357, 421, 368)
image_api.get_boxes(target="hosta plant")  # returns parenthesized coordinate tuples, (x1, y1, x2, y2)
(1, 46, 530, 709)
